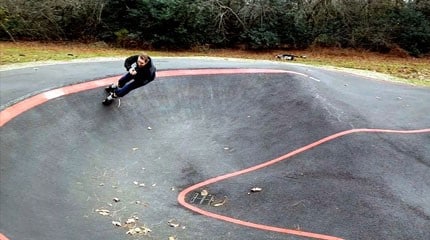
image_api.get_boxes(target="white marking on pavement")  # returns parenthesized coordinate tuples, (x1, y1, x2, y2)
(43, 89, 65, 99)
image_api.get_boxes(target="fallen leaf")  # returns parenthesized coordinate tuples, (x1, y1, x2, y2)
(168, 219, 180, 228)
(126, 218, 136, 224)
(126, 226, 151, 235)
(142, 226, 152, 234)
(112, 221, 122, 227)
(212, 196, 228, 207)
(95, 209, 110, 216)
(200, 189, 208, 196)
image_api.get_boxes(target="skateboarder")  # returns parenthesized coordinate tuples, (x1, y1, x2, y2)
(103, 52, 156, 105)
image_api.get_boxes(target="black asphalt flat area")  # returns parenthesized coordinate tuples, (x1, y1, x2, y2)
(1, 58, 429, 240)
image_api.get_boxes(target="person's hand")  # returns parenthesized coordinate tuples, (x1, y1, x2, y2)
(129, 68, 137, 75)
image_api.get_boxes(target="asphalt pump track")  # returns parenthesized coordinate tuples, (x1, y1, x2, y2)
(1, 60, 429, 240)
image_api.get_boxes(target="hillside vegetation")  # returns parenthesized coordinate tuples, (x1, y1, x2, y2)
(1, 0, 429, 56)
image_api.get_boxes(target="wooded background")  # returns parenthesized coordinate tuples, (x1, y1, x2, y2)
(1, 0, 429, 56)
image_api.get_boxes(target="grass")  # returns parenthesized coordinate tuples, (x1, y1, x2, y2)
(1, 41, 429, 86)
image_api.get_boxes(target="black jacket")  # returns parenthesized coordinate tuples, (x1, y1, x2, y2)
(124, 55, 156, 82)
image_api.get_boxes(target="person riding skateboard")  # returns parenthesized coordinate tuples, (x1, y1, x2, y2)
(103, 52, 156, 105)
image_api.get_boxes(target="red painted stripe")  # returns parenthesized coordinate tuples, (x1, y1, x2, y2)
(177, 128, 430, 240)
(1, 68, 428, 240)
(0, 233, 10, 240)
(0, 68, 292, 240)
(0, 69, 289, 127)
(0, 76, 117, 127)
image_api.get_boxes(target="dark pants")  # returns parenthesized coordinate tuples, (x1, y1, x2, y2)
(114, 73, 154, 97)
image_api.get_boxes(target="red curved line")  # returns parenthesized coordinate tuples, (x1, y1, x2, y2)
(1, 68, 428, 240)
(0, 69, 290, 127)
(0, 234, 9, 240)
(177, 128, 430, 240)
(0, 68, 292, 240)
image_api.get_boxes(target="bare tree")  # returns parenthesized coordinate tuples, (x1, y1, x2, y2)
(1, 0, 106, 40)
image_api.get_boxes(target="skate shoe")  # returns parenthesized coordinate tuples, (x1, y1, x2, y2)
(102, 98, 113, 106)
(102, 93, 117, 106)
(105, 84, 118, 94)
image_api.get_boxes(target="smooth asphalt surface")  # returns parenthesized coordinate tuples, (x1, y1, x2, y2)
(0, 57, 429, 240)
